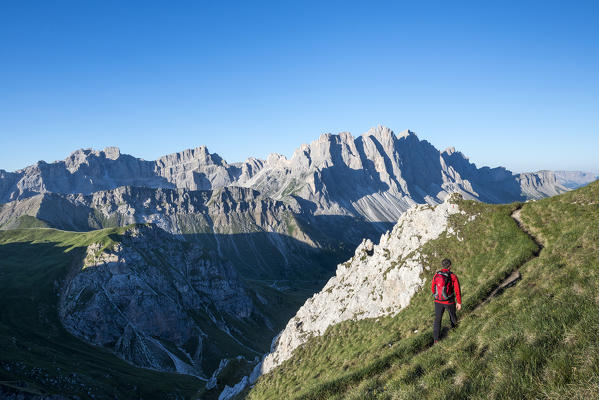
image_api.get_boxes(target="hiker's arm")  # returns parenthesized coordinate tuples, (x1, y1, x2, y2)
(453, 274, 462, 307)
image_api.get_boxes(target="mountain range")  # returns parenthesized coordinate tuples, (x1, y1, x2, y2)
(0, 126, 593, 399)
(0, 126, 570, 221)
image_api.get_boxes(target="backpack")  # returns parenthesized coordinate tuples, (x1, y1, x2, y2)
(432, 270, 454, 302)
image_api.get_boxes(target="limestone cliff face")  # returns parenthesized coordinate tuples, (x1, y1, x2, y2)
(78, 185, 305, 238)
(59, 224, 255, 377)
(155, 146, 254, 190)
(0, 186, 304, 236)
(260, 199, 464, 374)
(518, 170, 571, 199)
(237, 127, 486, 221)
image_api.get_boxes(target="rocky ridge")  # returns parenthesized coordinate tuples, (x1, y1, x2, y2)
(553, 170, 598, 189)
(518, 170, 571, 199)
(260, 197, 465, 375)
(0, 127, 569, 223)
(0, 185, 304, 236)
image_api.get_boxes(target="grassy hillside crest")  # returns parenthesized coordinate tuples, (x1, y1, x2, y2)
(247, 181, 599, 399)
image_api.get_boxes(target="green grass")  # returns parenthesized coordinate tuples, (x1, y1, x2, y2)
(1, 215, 50, 229)
(247, 181, 599, 400)
(0, 226, 204, 399)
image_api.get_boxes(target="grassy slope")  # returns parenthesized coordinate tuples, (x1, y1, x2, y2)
(248, 181, 599, 400)
(0, 227, 203, 399)
(5, 215, 51, 229)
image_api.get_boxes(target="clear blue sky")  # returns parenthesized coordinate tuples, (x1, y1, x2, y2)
(1, 1, 597, 173)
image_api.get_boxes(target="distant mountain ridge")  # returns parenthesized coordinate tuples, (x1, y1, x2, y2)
(553, 170, 598, 189)
(0, 126, 570, 222)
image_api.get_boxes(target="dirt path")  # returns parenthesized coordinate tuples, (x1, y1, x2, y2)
(474, 206, 543, 311)
(511, 207, 544, 251)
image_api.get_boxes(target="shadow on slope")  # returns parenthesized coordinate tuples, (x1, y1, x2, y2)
(442, 151, 525, 203)
(0, 237, 203, 399)
(0, 215, 389, 399)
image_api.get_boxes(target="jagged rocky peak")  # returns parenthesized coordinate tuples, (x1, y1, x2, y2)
(103, 146, 121, 160)
(443, 146, 457, 155)
(362, 125, 419, 153)
(235, 156, 265, 171)
(363, 124, 396, 143)
(338, 131, 354, 143)
(64, 148, 95, 172)
(294, 126, 411, 171)
(156, 145, 225, 167)
(317, 132, 333, 143)
(287, 129, 366, 170)
(266, 153, 288, 166)
(441, 147, 472, 164)
(259, 197, 467, 375)
(397, 128, 416, 139)
(63, 146, 122, 171)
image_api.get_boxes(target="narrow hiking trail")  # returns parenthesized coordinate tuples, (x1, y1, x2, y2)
(511, 207, 545, 251)
(474, 206, 544, 311)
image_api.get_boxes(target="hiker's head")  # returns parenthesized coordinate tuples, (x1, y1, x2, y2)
(441, 258, 452, 269)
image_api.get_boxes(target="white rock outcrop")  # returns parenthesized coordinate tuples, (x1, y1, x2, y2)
(261, 199, 462, 374)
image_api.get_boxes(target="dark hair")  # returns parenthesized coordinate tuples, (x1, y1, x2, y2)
(441, 258, 452, 268)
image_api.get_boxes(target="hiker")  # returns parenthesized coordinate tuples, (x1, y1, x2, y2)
(431, 258, 462, 343)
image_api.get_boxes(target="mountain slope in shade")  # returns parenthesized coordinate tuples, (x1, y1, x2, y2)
(0, 227, 206, 399)
(59, 224, 256, 378)
(0, 185, 306, 237)
(0, 185, 384, 279)
(0, 185, 378, 388)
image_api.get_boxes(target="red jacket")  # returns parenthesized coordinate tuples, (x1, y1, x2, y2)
(431, 268, 461, 305)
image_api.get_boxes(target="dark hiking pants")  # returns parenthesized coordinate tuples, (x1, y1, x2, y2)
(433, 302, 458, 341)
